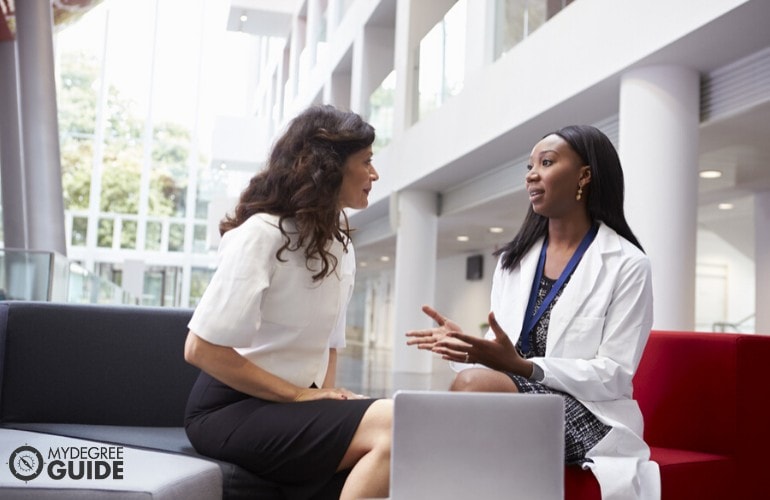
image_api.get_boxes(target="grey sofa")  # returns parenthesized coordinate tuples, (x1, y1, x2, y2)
(0, 301, 347, 499)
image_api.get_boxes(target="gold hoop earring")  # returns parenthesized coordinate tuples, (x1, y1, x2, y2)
(576, 186, 583, 201)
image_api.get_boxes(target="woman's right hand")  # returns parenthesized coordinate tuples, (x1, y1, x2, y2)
(405, 305, 467, 351)
(294, 387, 367, 402)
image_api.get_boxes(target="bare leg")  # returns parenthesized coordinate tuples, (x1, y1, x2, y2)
(450, 368, 519, 393)
(337, 398, 392, 500)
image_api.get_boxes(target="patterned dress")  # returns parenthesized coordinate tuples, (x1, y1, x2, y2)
(507, 275, 611, 465)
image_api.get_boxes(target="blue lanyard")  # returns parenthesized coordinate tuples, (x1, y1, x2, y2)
(518, 224, 599, 355)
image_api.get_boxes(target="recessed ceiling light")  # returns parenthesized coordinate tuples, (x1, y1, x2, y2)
(379, 256, 390, 262)
(489, 227, 504, 234)
(457, 236, 469, 242)
(360, 261, 368, 267)
(219, 162, 227, 170)
(699, 170, 722, 179)
(240, 14, 248, 22)
(718, 203, 734, 210)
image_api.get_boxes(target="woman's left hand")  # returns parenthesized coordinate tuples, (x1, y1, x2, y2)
(434, 311, 526, 373)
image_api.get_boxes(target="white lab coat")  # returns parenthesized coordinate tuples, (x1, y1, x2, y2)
(482, 222, 660, 500)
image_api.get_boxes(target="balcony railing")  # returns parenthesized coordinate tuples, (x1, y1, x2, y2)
(0, 248, 136, 305)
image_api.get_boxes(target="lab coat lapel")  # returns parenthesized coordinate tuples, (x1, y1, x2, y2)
(545, 224, 613, 353)
(515, 237, 545, 331)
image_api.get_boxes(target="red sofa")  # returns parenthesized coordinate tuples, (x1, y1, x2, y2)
(565, 330, 770, 499)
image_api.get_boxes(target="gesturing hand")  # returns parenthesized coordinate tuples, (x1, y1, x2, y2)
(434, 311, 526, 373)
(405, 305, 466, 351)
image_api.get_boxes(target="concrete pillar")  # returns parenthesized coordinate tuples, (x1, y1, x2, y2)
(16, 0, 66, 255)
(0, 40, 27, 249)
(619, 65, 700, 330)
(392, 190, 438, 373)
(755, 191, 770, 334)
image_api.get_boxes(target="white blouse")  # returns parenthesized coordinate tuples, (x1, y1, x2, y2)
(189, 213, 355, 388)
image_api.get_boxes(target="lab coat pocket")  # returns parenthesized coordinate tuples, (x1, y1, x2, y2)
(564, 316, 605, 358)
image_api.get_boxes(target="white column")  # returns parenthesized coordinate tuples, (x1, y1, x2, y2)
(755, 191, 770, 334)
(619, 66, 700, 330)
(392, 190, 438, 373)
(306, 0, 322, 70)
(16, 0, 66, 254)
(392, 0, 419, 137)
(0, 40, 27, 249)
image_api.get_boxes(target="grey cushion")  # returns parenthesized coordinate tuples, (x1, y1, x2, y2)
(2, 424, 282, 499)
(0, 428, 221, 500)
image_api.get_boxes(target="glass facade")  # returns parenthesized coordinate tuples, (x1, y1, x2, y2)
(54, 0, 255, 307)
(417, 0, 467, 120)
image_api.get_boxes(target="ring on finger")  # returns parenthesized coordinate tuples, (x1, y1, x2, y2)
(464, 352, 469, 363)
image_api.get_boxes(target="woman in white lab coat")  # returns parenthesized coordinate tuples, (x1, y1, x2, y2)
(407, 125, 660, 500)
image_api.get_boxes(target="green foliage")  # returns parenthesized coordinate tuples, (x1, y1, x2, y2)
(57, 50, 192, 247)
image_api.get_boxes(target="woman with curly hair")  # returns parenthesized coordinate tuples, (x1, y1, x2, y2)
(184, 105, 389, 500)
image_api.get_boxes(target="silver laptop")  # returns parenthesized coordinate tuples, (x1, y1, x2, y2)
(390, 390, 564, 500)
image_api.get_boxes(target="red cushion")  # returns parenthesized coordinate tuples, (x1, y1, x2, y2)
(565, 465, 600, 500)
(565, 448, 734, 500)
(634, 332, 738, 455)
(651, 447, 734, 500)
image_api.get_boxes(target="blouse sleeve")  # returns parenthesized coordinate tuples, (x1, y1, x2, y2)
(188, 219, 278, 348)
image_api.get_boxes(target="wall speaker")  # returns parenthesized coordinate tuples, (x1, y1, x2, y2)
(466, 254, 483, 281)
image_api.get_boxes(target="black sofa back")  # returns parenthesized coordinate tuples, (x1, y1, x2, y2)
(0, 301, 197, 426)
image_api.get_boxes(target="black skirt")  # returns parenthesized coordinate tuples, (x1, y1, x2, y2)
(184, 371, 377, 499)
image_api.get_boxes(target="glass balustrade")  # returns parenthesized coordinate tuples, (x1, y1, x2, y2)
(0, 248, 137, 305)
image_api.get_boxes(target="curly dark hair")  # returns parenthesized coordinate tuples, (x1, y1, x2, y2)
(497, 124, 643, 271)
(220, 105, 375, 281)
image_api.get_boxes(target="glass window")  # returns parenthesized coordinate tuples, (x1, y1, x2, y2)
(71, 216, 88, 246)
(417, 0, 467, 120)
(150, 0, 202, 219)
(57, 7, 104, 213)
(168, 222, 185, 252)
(120, 219, 137, 249)
(190, 266, 215, 308)
(495, 0, 550, 59)
(97, 218, 114, 248)
(369, 70, 396, 152)
(100, 0, 155, 215)
(193, 224, 208, 254)
(145, 220, 162, 251)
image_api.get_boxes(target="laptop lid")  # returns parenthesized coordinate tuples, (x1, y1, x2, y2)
(390, 390, 564, 500)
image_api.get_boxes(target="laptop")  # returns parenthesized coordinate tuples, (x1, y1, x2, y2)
(390, 390, 564, 500)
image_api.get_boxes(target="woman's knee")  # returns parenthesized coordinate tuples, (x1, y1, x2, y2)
(450, 368, 517, 392)
(339, 399, 392, 470)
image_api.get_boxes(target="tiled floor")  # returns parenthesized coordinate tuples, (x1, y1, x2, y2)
(337, 344, 457, 399)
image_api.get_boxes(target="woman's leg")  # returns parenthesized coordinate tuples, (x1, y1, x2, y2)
(337, 398, 393, 500)
(450, 368, 519, 393)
